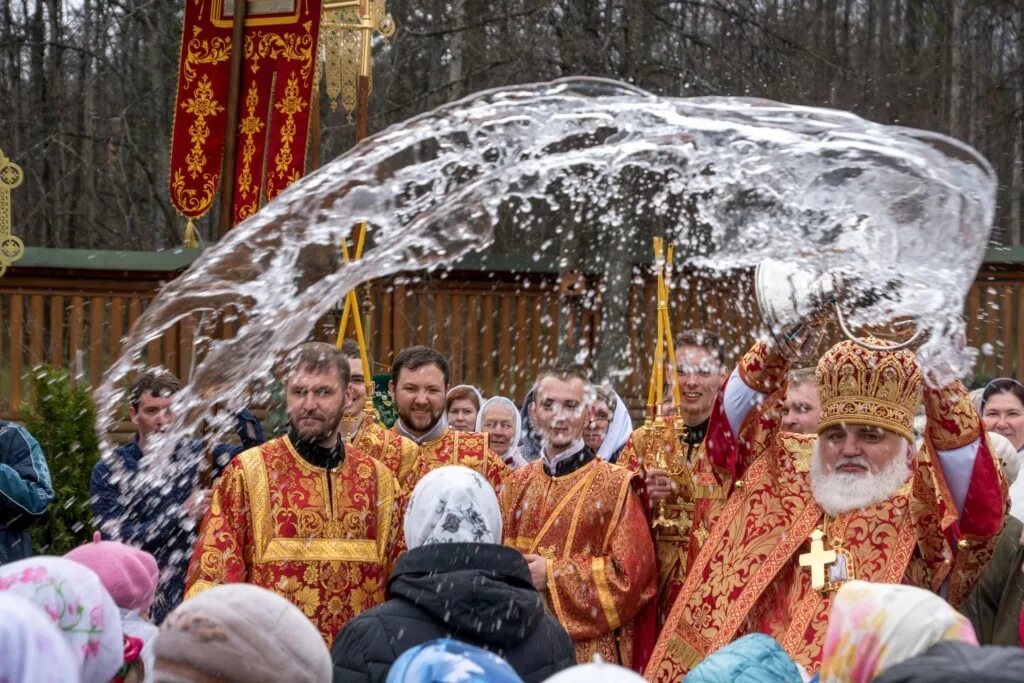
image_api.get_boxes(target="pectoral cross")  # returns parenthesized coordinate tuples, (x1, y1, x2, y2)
(799, 529, 836, 590)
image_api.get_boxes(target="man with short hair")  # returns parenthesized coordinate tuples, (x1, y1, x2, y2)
(90, 367, 263, 622)
(781, 367, 821, 435)
(386, 345, 507, 492)
(617, 328, 729, 626)
(338, 339, 415, 472)
(646, 336, 1005, 680)
(501, 364, 657, 670)
(186, 342, 402, 644)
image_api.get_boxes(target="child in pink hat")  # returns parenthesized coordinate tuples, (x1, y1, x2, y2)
(67, 532, 161, 681)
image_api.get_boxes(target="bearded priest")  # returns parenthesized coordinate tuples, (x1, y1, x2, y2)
(185, 343, 403, 645)
(645, 335, 1006, 681)
(385, 345, 507, 492)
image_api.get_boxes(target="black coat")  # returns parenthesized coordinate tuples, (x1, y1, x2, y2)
(331, 543, 576, 683)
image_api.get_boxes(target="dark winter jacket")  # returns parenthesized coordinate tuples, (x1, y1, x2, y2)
(331, 542, 576, 683)
(0, 421, 54, 564)
(871, 640, 1024, 683)
(89, 410, 263, 622)
(961, 515, 1024, 646)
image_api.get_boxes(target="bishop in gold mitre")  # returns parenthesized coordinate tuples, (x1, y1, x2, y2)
(338, 339, 417, 473)
(186, 343, 402, 645)
(645, 335, 1006, 680)
(384, 345, 508, 493)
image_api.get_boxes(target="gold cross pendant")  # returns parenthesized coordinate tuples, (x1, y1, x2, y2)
(799, 529, 836, 590)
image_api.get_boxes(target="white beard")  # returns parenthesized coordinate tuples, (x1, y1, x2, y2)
(809, 439, 912, 516)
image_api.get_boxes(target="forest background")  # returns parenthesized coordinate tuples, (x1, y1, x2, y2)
(1, 1, 1022, 250)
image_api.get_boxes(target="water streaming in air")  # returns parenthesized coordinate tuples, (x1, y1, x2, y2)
(93, 76, 997, 479)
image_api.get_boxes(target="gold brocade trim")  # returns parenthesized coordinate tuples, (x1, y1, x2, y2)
(592, 556, 621, 630)
(666, 636, 703, 673)
(240, 437, 389, 565)
(602, 470, 632, 550)
(181, 74, 225, 178)
(262, 538, 379, 563)
(527, 463, 601, 555)
(272, 71, 304, 177)
(239, 448, 275, 563)
(237, 79, 265, 199)
(545, 559, 565, 624)
(372, 457, 396, 562)
(210, 0, 303, 30)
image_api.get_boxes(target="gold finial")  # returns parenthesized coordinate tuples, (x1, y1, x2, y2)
(0, 149, 25, 278)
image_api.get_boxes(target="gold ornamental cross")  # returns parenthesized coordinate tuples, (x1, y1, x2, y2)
(0, 149, 25, 278)
(799, 529, 836, 590)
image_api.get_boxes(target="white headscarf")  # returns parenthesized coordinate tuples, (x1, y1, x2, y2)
(0, 592, 80, 683)
(0, 556, 123, 683)
(404, 465, 503, 548)
(596, 389, 633, 462)
(476, 396, 527, 470)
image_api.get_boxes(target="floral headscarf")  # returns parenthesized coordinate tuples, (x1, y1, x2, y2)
(0, 556, 124, 683)
(819, 580, 977, 683)
(0, 591, 80, 683)
(404, 466, 503, 548)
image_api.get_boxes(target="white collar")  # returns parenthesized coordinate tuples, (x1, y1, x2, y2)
(396, 415, 448, 445)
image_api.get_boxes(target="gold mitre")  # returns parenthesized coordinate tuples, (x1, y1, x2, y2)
(815, 336, 923, 442)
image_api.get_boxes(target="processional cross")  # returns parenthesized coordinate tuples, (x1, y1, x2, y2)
(798, 529, 836, 590)
(0, 149, 24, 278)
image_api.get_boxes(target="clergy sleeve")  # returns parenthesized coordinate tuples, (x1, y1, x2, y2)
(707, 341, 790, 481)
(545, 481, 657, 642)
(184, 458, 253, 598)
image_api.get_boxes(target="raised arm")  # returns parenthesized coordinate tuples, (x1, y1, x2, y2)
(705, 340, 790, 482)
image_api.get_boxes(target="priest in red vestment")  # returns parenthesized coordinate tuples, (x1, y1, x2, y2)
(501, 364, 657, 671)
(185, 342, 403, 645)
(645, 335, 1006, 680)
(338, 339, 417, 474)
(384, 345, 507, 492)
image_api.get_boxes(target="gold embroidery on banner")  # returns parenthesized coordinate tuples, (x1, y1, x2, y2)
(237, 80, 265, 199)
(593, 556, 622, 630)
(272, 71, 305, 177)
(171, 169, 218, 216)
(181, 74, 224, 178)
(182, 31, 232, 85)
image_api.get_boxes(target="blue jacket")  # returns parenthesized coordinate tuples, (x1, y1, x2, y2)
(0, 421, 54, 564)
(89, 410, 264, 622)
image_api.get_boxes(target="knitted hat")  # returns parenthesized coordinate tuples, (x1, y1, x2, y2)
(65, 531, 159, 613)
(816, 337, 923, 443)
(154, 584, 331, 683)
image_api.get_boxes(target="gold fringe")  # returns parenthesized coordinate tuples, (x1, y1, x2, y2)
(183, 219, 200, 248)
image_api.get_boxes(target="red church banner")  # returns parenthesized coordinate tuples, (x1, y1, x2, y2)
(169, 0, 322, 225)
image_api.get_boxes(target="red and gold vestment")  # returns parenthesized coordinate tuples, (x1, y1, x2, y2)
(385, 425, 507, 492)
(501, 458, 657, 669)
(618, 423, 727, 627)
(185, 436, 402, 645)
(645, 341, 1006, 681)
(346, 416, 416, 482)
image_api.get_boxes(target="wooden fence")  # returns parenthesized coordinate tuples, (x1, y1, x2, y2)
(2, 264, 1024, 423)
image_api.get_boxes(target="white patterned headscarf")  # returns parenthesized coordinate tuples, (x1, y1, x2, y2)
(0, 592, 80, 683)
(404, 465, 503, 549)
(0, 556, 123, 683)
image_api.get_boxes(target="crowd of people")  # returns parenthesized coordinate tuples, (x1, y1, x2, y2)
(3, 324, 1024, 682)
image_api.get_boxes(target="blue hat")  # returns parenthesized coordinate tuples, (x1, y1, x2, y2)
(386, 639, 523, 683)
(687, 633, 804, 683)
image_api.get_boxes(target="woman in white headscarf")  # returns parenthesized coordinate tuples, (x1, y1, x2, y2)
(332, 466, 576, 682)
(0, 591, 80, 683)
(0, 556, 124, 683)
(477, 396, 528, 470)
(585, 386, 633, 464)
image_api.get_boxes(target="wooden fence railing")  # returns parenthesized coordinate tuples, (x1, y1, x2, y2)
(2, 266, 1023, 423)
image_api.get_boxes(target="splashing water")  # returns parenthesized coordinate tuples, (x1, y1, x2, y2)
(94, 76, 996, 468)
